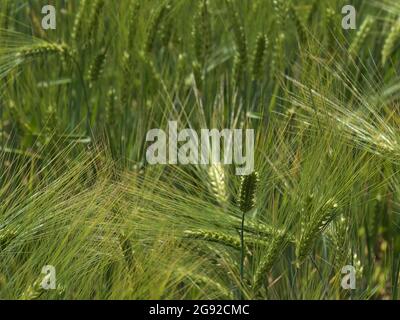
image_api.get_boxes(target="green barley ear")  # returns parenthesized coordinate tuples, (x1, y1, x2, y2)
(251, 33, 268, 81)
(270, 33, 285, 78)
(184, 230, 243, 251)
(208, 164, 228, 206)
(87, 0, 105, 41)
(20, 278, 45, 300)
(187, 273, 233, 299)
(330, 214, 350, 269)
(144, 3, 170, 53)
(226, 0, 247, 85)
(118, 232, 134, 270)
(0, 227, 18, 251)
(105, 88, 117, 122)
(17, 42, 70, 61)
(273, 0, 290, 29)
(349, 15, 374, 58)
(296, 198, 339, 266)
(128, 0, 141, 50)
(88, 48, 107, 85)
(325, 7, 339, 51)
(253, 231, 285, 290)
(71, 0, 87, 44)
(121, 51, 133, 107)
(237, 171, 259, 289)
(239, 219, 295, 242)
(290, 4, 307, 43)
(382, 17, 400, 66)
(193, 0, 212, 67)
(238, 172, 259, 213)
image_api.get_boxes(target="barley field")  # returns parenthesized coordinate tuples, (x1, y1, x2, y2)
(0, 0, 400, 300)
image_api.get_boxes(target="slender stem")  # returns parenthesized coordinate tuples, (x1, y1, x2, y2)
(70, 55, 92, 137)
(240, 211, 245, 299)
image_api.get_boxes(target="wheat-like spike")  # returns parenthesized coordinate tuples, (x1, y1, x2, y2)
(273, 0, 290, 29)
(118, 232, 134, 269)
(349, 16, 374, 58)
(105, 88, 117, 122)
(20, 279, 65, 300)
(270, 33, 285, 78)
(144, 3, 169, 53)
(17, 42, 70, 61)
(188, 273, 233, 299)
(138, 51, 161, 84)
(87, 0, 105, 41)
(329, 214, 350, 269)
(208, 164, 228, 206)
(128, 0, 141, 50)
(0, 227, 18, 251)
(296, 198, 339, 265)
(184, 230, 264, 258)
(160, 20, 173, 48)
(382, 17, 400, 66)
(71, 0, 87, 43)
(290, 4, 307, 43)
(88, 48, 107, 84)
(238, 172, 259, 213)
(20, 279, 45, 300)
(226, 0, 247, 85)
(121, 51, 133, 106)
(184, 230, 243, 251)
(193, 0, 212, 67)
(253, 231, 286, 289)
(238, 219, 295, 242)
(325, 7, 338, 50)
(251, 33, 268, 80)
(367, 194, 382, 238)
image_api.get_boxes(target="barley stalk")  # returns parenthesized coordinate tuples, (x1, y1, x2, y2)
(238, 171, 258, 290)
(253, 231, 286, 290)
(188, 273, 233, 299)
(119, 232, 134, 269)
(87, 0, 105, 41)
(290, 5, 307, 43)
(296, 198, 339, 265)
(193, 0, 212, 67)
(0, 227, 18, 251)
(144, 3, 169, 53)
(349, 16, 374, 58)
(226, 0, 247, 85)
(20, 279, 45, 300)
(382, 17, 400, 65)
(184, 230, 242, 251)
(128, 0, 141, 50)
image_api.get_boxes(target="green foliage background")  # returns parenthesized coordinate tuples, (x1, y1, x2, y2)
(0, 0, 400, 299)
